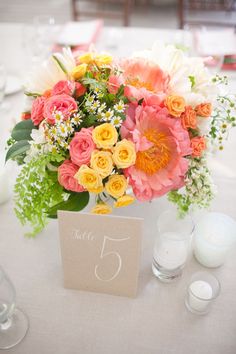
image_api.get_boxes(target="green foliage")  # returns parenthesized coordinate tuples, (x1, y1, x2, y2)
(188, 75, 196, 89)
(5, 140, 30, 162)
(168, 191, 191, 216)
(11, 119, 35, 141)
(14, 153, 67, 237)
(47, 191, 89, 218)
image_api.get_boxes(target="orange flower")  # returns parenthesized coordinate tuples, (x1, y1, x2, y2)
(181, 106, 197, 130)
(21, 112, 31, 120)
(195, 103, 212, 117)
(165, 95, 186, 117)
(191, 136, 206, 157)
(43, 89, 52, 98)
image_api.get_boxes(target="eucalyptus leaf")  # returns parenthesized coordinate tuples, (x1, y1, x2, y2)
(11, 119, 35, 141)
(47, 192, 89, 218)
(5, 140, 30, 162)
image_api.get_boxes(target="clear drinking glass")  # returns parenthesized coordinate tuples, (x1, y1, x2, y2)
(152, 210, 194, 282)
(0, 266, 29, 349)
(33, 15, 56, 59)
(185, 271, 221, 315)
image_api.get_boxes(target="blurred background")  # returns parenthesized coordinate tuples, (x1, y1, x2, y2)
(0, 0, 235, 28)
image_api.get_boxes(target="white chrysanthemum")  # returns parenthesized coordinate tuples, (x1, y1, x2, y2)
(133, 41, 218, 106)
(25, 48, 76, 94)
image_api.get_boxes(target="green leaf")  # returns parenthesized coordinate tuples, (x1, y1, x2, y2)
(117, 84, 125, 98)
(5, 140, 30, 162)
(47, 192, 89, 218)
(24, 91, 41, 98)
(82, 115, 97, 128)
(52, 54, 68, 74)
(188, 75, 196, 89)
(11, 119, 35, 141)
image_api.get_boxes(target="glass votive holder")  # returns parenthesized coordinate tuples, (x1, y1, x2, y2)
(185, 271, 220, 315)
(194, 212, 236, 268)
(152, 210, 194, 282)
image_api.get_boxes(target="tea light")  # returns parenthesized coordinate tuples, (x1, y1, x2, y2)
(188, 280, 212, 312)
(194, 212, 236, 268)
(0, 153, 11, 204)
(185, 272, 220, 315)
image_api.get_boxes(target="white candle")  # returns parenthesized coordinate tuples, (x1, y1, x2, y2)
(194, 213, 236, 268)
(188, 280, 213, 312)
(154, 232, 188, 270)
(0, 154, 11, 205)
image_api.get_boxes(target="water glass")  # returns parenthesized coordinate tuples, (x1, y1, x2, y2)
(152, 210, 194, 282)
(0, 266, 29, 349)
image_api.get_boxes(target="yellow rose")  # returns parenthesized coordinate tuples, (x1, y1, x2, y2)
(94, 54, 113, 67)
(92, 123, 118, 149)
(113, 139, 136, 169)
(79, 52, 94, 64)
(105, 174, 127, 199)
(114, 195, 135, 208)
(74, 165, 103, 194)
(71, 64, 88, 80)
(91, 202, 112, 214)
(90, 150, 113, 178)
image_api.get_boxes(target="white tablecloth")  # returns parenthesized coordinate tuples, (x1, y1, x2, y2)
(0, 24, 236, 354)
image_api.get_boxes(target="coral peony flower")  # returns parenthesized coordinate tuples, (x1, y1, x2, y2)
(58, 160, 84, 192)
(43, 94, 77, 124)
(108, 58, 168, 103)
(190, 136, 206, 157)
(195, 103, 212, 117)
(122, 58, 168, 101)
(31, 96, 46, 126)
(181, 106, 197, 130)
(165, 95, 186, 117)
(70, 128, 96, 166)
(121, 104, 192, 201)
(75, 165, 103, 194)
(91, 202, 112, 214)
(52, 80, 75, 96)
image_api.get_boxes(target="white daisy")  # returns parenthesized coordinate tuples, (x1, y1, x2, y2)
(114, 100, 125, 113)
(111, 116, 122, 128)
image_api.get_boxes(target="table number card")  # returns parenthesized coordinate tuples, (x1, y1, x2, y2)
(58, 211, 143, 298)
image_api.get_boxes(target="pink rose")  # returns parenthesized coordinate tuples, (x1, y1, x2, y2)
(52, 80, 75, 96)
(31, 96, 46, 126)
(74, 82, 86, 98)
(58, 160, 84, 192)
(43, 94, 77, 124)
(69, 128, 95, 166)
(108, 75, 124, 94)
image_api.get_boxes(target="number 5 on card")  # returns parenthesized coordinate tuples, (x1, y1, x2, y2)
(58, 211, 143, 298)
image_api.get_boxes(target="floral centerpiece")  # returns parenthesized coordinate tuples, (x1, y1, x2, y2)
(6, 44, 235, 236)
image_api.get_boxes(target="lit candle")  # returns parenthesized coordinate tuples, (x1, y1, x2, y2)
(188, 280, 212, 312)
(0, 153, 11, 205)
(194, 212, 236, 268)
(154, 232, 188, 270)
